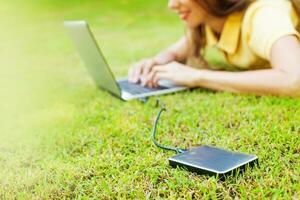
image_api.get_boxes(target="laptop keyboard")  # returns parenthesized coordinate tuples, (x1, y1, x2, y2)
(118, 80, 169, 95)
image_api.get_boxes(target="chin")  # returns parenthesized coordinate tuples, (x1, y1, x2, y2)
(183, 18, 203, 28)
(185, 21, 202, 29)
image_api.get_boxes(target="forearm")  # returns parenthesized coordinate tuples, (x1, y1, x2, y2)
(196, 68, 300, 96)
(147, 36, 300, 96)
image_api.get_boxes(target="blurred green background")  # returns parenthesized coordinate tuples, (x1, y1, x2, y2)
(0, 0, 299, 199)
(0, 0, 182, 148)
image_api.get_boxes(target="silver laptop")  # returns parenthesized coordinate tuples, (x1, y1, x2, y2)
(64, 21, 187, 101)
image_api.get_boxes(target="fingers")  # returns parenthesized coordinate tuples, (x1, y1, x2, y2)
(128, 60, 146, 83)
(128, 58, 156, 83)
(142, 59, 155, 78)
(129, 60, 177, 87)
(143, 69, 157, 88)
(143, 65, 166, 87)
(153, 72, 169, 86)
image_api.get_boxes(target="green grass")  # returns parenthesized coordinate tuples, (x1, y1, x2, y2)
(0, 0, 299, 199)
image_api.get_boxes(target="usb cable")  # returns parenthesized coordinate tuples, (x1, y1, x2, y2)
(151, 99, 187, 154)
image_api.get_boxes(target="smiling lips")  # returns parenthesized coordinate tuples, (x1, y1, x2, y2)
(179, 11, 190, 20)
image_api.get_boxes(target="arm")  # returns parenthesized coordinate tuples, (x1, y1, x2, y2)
(146, 35, 300, 96)
(194, 35, 300, 96)
(129, 36, 188, 83)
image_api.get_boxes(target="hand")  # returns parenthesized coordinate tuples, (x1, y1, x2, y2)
(128, 58, 155, 83)
(128, 53, 175, 83)
(143, 61, 201, 88)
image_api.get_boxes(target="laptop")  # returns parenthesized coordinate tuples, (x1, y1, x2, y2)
(64, 20, 187, 101)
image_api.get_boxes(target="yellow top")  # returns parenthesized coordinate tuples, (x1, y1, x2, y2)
(190, 0, 300, 71)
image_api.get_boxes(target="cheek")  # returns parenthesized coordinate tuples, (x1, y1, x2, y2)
(181, 0, 194, 9)
(186, 13, 203, 28)
(186, 11, 204, 28)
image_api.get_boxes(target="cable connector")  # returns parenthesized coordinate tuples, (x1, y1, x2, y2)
(176, 148, 188, 154)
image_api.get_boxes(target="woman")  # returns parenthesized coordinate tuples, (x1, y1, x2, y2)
(128, 0, 300, 96)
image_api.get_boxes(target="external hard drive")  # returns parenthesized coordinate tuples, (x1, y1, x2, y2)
(169, 145, 258, 176)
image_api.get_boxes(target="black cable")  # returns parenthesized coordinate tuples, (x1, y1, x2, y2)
(152, 99, 187, 154)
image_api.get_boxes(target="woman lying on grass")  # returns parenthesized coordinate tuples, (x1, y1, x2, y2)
(128, 0, 300, 96)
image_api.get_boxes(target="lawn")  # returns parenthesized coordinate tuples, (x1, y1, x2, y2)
(0, 0, 299, 199)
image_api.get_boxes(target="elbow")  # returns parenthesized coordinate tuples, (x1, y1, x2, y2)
(282, 75, 300, 97)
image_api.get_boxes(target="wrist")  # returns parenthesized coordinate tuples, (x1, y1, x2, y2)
(192, 69, 206, 87)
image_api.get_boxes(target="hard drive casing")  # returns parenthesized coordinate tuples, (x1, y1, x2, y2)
(169, 145, 258, 176)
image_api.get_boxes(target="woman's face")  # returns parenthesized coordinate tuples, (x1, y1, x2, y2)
(168, 0, 208, 28)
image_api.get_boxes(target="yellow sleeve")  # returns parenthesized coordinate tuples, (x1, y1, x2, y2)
(248, 3, 300, 60)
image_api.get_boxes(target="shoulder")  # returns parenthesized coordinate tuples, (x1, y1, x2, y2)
(242, 0, 300, 60)
(243, 0, 298, 28)
(246, 0, 295, 13)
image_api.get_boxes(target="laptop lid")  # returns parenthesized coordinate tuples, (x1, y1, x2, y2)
(64, 21, 121, 98)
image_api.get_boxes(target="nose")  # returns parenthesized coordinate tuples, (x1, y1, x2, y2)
(168, 0, 180, 10)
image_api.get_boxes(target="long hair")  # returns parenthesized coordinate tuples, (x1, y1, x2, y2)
(292, 0, 300, 29)
(292, 0, 300, 31)
(188, 0, 251, 67)
(188, 0, 299, 64)
(293, 0, 300, 15)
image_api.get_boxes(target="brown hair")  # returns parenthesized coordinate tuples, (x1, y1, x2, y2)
(188, 0, 300, 65)
(293, 0, 300, 15)
(292, 0, 300, 31)
(293, 0, 300, 30)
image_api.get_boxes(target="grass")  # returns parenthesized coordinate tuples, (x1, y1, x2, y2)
(0, 0, 299, 199)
